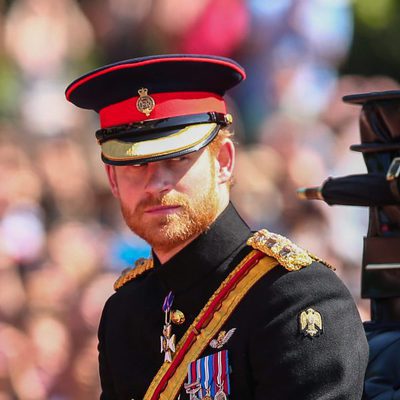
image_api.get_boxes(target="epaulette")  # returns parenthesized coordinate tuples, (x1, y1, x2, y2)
(247, 229, 334, 271)
(113, 257, 154, 291)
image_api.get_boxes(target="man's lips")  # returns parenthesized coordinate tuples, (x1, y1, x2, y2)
(144, 205, 181, 214)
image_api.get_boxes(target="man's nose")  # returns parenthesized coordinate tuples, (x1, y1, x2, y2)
(144, 162, 173, 195)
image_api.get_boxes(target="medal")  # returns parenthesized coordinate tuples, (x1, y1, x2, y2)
(184, 381, 201, 400)
(160, 291, 176, 363)
(214, 351, 228, 399)
(203, 359, 212, 400)
(185, 351, 231, 399)
(214, 382, 227, 400)
(214, 389, 227, 400)
(202, 389, 212, 400)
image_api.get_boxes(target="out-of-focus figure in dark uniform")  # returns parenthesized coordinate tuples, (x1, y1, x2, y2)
(65, 54, 368, 399)
(298, 91, 400, 399)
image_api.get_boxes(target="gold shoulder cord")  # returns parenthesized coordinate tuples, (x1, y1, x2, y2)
(247, 229, 334, 270)
(113, 258, 154, 291)
(307, 252, 335, 271)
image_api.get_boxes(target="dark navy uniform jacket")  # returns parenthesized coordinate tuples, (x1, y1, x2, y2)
(363, 321, 400, 399)
(98, 203, 369, 399)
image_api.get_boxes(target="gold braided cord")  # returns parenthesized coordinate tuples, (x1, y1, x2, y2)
(247, 229, 314, 271)
(247, 229, 334, 271)
(307, 252, 335, 271)
(113, 258, 154, 291)
(144, 251, 279, 400)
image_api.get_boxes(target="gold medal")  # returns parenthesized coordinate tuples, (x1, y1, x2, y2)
(202, 387, 212, 400)
(171, 309, 185, 325)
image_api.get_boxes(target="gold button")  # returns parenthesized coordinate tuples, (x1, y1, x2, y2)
(171, 309, 185, 325)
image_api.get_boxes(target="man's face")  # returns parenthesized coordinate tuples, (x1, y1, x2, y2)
(106, 148, 223, 253)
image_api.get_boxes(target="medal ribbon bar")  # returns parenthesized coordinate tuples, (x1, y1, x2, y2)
(144, 249, 279, 400)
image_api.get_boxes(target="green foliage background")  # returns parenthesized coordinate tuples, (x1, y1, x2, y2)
(341, 0, 400, 81)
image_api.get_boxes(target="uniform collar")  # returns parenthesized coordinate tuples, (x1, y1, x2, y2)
(153, 202, 251, 293)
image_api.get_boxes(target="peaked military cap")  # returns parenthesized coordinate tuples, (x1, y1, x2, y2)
(343, 90, 400, 153)
(65, 54, 246, 165)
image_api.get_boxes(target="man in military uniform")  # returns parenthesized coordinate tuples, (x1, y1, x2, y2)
(65, 55, 368, 400)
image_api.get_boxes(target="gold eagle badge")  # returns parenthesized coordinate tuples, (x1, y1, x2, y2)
(299, 308, 323, 338)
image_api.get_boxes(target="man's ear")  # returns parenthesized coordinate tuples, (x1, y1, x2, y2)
(216, 138, 235, 184)
(104, 164, 120, 198)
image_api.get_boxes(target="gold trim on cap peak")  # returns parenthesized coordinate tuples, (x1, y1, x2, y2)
(101, 123, 218, 162)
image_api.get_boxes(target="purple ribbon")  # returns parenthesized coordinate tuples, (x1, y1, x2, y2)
(162, 291, 174, 313)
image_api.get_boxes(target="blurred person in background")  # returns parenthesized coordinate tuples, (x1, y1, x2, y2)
(65, 54, 368, 399)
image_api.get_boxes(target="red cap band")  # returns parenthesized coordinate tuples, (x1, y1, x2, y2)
(99, 91, 227, 128)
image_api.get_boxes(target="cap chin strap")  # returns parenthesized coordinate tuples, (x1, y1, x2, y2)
(95, 112, 231, 144)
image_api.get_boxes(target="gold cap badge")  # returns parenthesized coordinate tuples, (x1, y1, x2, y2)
(299, 308, 323, 338)
(136, 87, 155, 117)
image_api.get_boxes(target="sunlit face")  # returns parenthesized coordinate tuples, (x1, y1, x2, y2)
(106, 148, 226, 254)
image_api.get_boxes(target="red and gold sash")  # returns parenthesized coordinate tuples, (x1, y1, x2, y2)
(144, 249, 278, 400)
(112, 228, 321, 399)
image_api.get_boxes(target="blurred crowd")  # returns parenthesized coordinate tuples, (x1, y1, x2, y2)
(0, 0, 399, 398)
